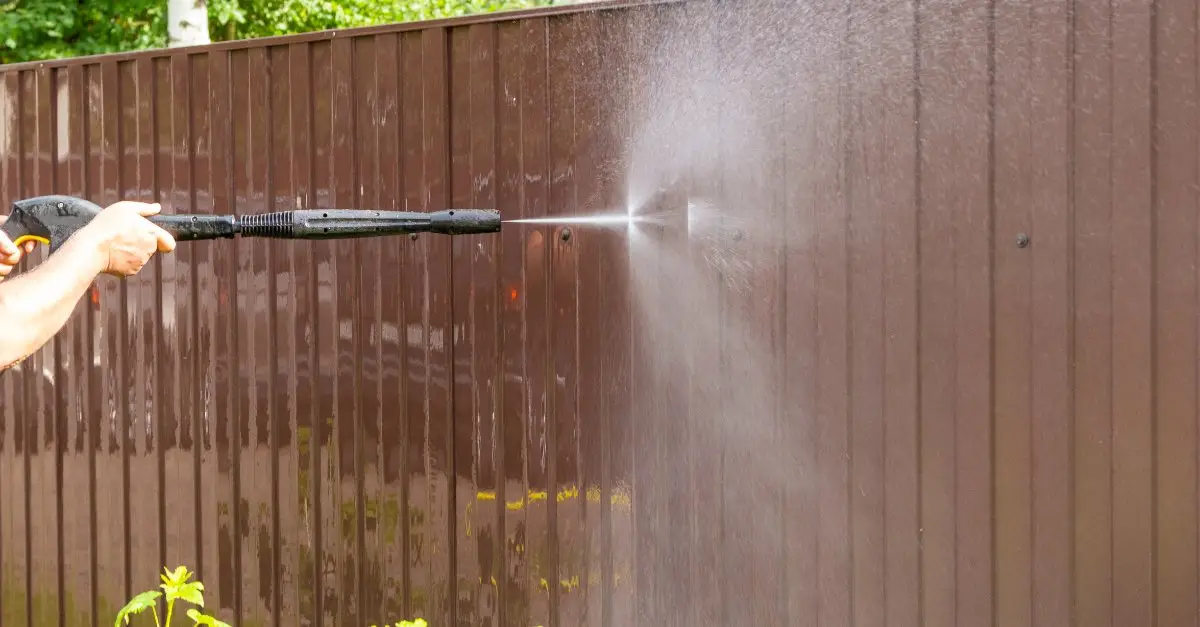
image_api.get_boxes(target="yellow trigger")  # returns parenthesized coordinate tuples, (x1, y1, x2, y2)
(12, 235, 49, 248)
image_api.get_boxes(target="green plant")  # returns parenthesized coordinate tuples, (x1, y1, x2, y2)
(114, 566, 231, 627)
(371, 620, 427, 627)
(207, 0, 554, 41)
(0, 0, 166, 64)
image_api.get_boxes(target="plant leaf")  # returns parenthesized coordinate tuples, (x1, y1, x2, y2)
(160, 566, 204, 607)
(172, 581, 205, 607)
(164, 565, 191, 586)
(187, 608, 232, 627)
(113, 590, 162, 627)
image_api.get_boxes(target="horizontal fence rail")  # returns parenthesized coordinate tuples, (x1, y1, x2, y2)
(0, 0, 1195, 626)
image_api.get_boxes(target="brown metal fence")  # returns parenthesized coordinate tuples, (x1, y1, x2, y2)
(0, 0, 1191, 625)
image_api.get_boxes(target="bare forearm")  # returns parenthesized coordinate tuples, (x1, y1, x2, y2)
(0, 234, 106, 370)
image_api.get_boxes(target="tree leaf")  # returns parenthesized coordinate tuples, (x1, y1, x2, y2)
(113, 590, 162, 627)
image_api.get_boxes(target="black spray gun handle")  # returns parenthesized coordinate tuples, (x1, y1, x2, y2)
(1, 195, 231, 253)
(2, 195, 502, 253)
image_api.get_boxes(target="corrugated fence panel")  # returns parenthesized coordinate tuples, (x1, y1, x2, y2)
(1154, 1, 1200, 625)
(3, 0, 1200, 625)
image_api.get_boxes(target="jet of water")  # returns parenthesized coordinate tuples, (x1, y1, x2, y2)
(503, 213, 647, 226)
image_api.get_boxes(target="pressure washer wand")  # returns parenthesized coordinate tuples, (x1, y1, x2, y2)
(154, 207, 501, 241)
(2, 195, 501, 252)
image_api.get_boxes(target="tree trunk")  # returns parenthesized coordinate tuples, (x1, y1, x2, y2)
(168, 0, 210, 47)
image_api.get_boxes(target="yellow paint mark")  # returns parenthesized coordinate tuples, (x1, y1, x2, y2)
(476, 485, 633, 511)
(556, 485, 578, 502)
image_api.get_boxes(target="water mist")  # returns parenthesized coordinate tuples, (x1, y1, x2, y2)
(609, 3, 852, 624)
(498, 2, 919, 622)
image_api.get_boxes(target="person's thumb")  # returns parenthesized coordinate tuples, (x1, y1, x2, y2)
(136, 202, 162, 217)
(157, 233, 176, 253)
(153, 226, 176, 253)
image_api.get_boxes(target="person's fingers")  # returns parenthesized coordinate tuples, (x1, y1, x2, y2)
(0, 234, 18, 257)
(0, 259, 17, 276)
(23, 241, 34, 253)
(102, 200, 137, 212)
(102, 200, 160, 217)
(127, 257, 146, 276)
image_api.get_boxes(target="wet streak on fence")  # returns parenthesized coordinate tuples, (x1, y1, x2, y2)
(0, 0, 1197, 625)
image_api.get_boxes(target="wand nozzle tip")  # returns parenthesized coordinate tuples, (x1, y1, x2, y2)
(429, 208, 502, 235)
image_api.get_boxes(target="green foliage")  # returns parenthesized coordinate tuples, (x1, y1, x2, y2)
(112, 563, 430, 626)
(186, 608, 232, 627)
(114, 565, 230, 627)
(114, 590, 162, 627)
(0, 0, 166, 64)
(1, 0, 557, 65)
(372, 620, 428, 627)
(208, 0, 555, 41)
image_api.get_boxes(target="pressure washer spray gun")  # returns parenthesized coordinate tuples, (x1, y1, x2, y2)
(2, 194, 502, 254)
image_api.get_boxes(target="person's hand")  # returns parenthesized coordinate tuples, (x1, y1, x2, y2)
(0, 215, 37, 282)
(77, 201, 177, 276)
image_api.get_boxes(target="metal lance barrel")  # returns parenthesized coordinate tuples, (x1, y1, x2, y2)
(152, 208, 502, 241)
(1, 195, 501, 253)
